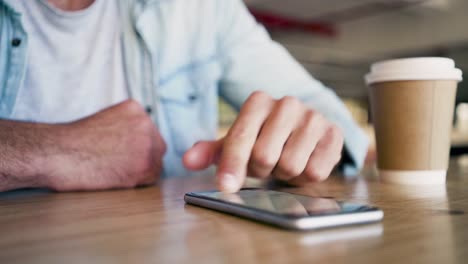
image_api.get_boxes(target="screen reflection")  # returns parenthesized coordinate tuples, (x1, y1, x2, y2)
(198, 189, 370, 217)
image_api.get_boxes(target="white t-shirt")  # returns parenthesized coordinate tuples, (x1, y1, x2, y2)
(5, 0, 128, 123)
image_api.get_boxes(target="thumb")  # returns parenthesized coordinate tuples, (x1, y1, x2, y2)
(183, 139, 224, 171)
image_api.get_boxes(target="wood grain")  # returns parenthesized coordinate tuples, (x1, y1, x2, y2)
(1, 161, 468, 264)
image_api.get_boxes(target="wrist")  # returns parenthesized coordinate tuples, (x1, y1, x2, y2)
(31, 124, 71, 190)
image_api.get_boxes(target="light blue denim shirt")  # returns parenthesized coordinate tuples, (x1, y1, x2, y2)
(0, 0, 369, 177)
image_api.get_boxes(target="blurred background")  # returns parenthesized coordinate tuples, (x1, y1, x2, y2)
(219, 0, 468, 154)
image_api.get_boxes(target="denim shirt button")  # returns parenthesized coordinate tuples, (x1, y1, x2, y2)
(145, 106, 152, 114)
(188, 94, 197, 102)
(11, 38, 22, 47)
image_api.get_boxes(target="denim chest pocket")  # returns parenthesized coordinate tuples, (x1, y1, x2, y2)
(158, 60, 221, 155)
(0, 7, 26, 118)
(0, 8, 11, 108)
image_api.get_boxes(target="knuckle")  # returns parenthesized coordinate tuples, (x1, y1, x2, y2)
(278, 161, 303, 178)
(303, 110, 321, 124)
(326, 125, 345, 148)
(249, 91, 271, 103)
(243, 91, 272, 111)
(278, 96, 301, 110)
(248, 165, 270, 179)
(251, 148, 277, 169)
(227, 125, 250, 140)
(303, 111, 328, 132)
(300, 111, 325, 135)
(327, 125, 344, 140)
(253, 154, 277, 169)
(304, 167, 326, 182)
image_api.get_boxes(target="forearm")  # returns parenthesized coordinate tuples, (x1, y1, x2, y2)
(0, 120, 61, 191)
(0, 100, 166, 192)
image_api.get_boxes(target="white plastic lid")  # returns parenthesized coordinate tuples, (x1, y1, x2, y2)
(379, 169, 446, 185)
(365, 57, 463, 85)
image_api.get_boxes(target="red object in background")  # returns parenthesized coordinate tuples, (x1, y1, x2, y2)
(249, 9, 336, 37)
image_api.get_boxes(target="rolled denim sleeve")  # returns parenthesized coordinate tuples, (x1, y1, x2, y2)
(215, 0, 369, 175)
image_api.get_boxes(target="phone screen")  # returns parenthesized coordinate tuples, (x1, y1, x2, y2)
(191, 189, 374, 217)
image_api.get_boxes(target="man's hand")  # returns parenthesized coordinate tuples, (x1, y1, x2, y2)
(46, 100, 166, 191)
(183, 91, 344, 193)
(0, 100, 166, 192)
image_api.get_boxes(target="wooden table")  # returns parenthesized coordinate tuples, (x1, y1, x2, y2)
(1, 161, 468, 264)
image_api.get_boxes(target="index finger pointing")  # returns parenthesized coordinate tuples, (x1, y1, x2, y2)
(217, 92, 274, 193)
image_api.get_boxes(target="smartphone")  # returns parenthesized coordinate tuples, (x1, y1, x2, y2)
(184, 188, 383, 230)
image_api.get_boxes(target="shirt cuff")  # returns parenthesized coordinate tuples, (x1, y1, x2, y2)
(340, 123, 370, 176)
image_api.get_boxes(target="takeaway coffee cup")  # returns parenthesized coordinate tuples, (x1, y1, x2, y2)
(365, 57, 463, 184)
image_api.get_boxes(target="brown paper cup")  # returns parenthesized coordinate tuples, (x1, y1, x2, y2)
(366, 58, 463, 184)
